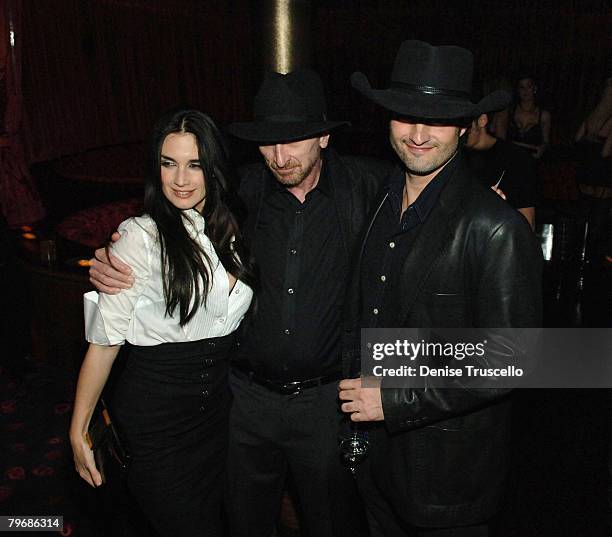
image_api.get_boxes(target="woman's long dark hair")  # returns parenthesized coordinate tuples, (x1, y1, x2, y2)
(144, 108, 256, 325)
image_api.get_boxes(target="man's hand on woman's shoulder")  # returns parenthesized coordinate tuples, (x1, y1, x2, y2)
(89, 231, 134, 294)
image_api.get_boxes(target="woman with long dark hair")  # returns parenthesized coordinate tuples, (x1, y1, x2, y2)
(70, 108, 256, 536)
(507, 74, 551, 159)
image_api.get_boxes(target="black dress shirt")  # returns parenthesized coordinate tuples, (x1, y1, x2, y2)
(361, 153, 460, 328)
(236, 157, 347, 381)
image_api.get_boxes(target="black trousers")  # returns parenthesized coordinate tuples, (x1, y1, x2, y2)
(226, 369, 369, 537)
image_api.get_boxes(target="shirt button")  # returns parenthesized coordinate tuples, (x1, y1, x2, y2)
(389, 242, 395, 248)
(284, 329, 291, 335)
(380, 275, 386, 282)
(290, 249, 297, 255)
(287, 288, 294, 294)
(235, 288, 240, 294)
(295, 210, 302, 215)
(373, 308, 379, 315)
(218, 317, 226, 323)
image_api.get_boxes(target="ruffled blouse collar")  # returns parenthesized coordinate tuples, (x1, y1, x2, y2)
(181, 209, 206, 235)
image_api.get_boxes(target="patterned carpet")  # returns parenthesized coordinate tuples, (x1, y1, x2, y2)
(0, 355, 158, 537)
(1, 358, 88, 536)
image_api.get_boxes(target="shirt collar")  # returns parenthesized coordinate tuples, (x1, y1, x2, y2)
(181, 208, 206, 234)
(387, 150, 462, 222)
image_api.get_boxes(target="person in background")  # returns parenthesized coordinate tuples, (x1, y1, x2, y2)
(575, 76, 612, 159)
(574, 75, 612, 273)
(70, 108, 256, 536)
(465, 111, 537, 229)
(507, 74, 551, 159)
(482, 75, 512, 140)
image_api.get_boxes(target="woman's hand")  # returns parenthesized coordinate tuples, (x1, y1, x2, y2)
(70, 431, 103, 487)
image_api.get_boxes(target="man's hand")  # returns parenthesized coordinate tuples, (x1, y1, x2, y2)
(338, 378, 384, 422)
(491, 185, 507, 201)
(89, 232, 134, 294)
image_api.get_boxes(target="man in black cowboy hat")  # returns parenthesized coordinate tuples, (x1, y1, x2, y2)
(338, 40, 542, 536)
(223, 68, 390, 537)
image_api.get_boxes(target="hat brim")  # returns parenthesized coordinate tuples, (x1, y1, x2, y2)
(351, 72, 511, 119)
(226, 120, 350, 144)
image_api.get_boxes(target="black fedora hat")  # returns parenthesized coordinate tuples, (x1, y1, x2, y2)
(227, 69, 349, 144)
(351, 40, 510, 120)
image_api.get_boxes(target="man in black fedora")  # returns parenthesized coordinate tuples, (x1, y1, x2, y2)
(224, 68, 390, 537)
(89, 68, 389, 536)
(338, 40, 542, 536)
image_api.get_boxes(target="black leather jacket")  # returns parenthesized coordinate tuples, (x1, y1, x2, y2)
(342, 154, 543, 528)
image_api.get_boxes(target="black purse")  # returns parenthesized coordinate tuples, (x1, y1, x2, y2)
(86, 398, 131, 484)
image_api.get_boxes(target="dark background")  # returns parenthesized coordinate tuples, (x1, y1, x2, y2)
(20, 0, 612, 163)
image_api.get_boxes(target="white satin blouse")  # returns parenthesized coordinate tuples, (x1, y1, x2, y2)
(84, 210, 253, 346)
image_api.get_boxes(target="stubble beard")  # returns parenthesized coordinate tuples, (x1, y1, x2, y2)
(391, 135, 459, 177)
(267, 156, 318, 187)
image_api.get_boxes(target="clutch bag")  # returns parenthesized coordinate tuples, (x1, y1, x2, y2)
(85, 398, 131, 484)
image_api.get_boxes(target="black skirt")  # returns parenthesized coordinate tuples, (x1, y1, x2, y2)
(111, 334, 234, 537)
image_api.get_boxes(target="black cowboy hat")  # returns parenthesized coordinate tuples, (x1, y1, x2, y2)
(227, 69, 349, 144)
(351, 40, 510, 120)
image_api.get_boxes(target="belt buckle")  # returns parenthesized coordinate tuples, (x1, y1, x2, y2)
(279, 381, 301, 395)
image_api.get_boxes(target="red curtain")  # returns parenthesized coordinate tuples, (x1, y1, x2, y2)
(0, 0, 45, 227)
(13, 0, 612, 169)
(21, 0, 253, 163)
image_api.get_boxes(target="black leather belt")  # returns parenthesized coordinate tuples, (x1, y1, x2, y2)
(232, 363, 341, 395)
